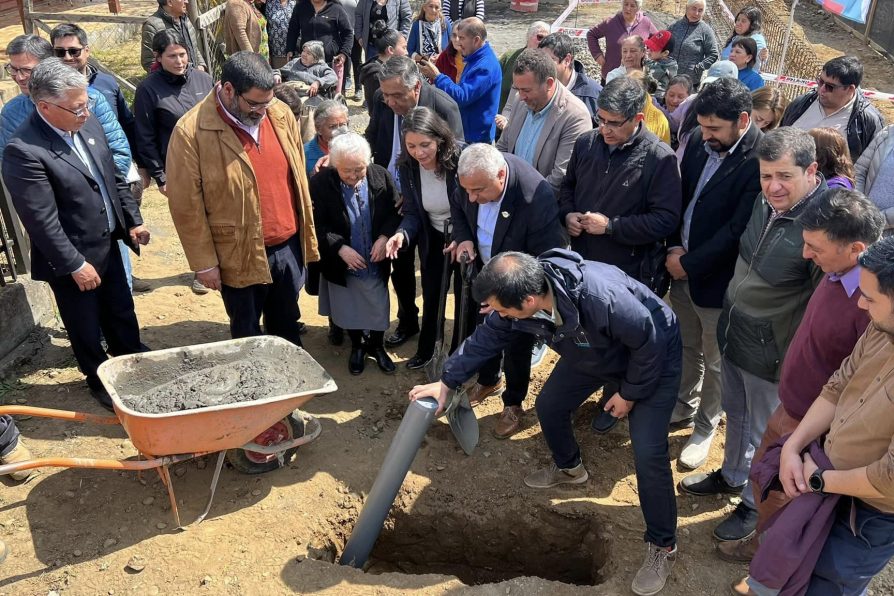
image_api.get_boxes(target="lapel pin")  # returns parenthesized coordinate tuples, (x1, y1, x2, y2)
(87, 138, 95, 145)
(501, 211, 510, 219)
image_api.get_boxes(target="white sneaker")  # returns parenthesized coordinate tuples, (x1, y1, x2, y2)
(679, 430, 715, 470)
(631, 542, 676, 596)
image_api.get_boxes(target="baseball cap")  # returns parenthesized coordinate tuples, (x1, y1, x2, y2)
(645, 31, 672, 53)
(702, 60, 739, 86)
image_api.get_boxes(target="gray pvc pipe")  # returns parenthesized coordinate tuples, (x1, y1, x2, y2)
(339, 396, 439, 568)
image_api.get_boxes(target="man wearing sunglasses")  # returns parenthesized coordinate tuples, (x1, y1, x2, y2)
(166, 52, 319, 347)
(2, 59, 150, 412)
(780, 55, 883, 161)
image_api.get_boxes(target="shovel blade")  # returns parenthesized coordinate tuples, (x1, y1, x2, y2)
(446, 390, 478, 455)
(425, 345, 448, 383)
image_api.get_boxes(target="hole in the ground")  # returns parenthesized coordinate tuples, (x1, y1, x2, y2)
(364, 507, 611, 586)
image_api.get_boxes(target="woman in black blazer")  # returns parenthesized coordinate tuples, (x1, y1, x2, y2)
(310, 132, 402, 375)
(384, 106, 463, 369)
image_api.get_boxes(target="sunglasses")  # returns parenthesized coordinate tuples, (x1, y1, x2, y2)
(816, 77, 849, 92)
(54, 47, 85, 58)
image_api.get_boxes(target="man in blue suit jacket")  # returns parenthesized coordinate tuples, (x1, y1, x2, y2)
(447, 144, 564, 438)
(1, 59, 150, 410)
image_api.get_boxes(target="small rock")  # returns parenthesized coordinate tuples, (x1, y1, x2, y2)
(201, 576, 213, 586)
(64, 490, 75, 498)
(73, 549, 82, 557)
(103, 538, 117, 549)
(680, 528, 690, 537)
(99, 561, 110, 571)
(251, 489, 261, 497)
(126, 555, 146, 572)
(142, 496, 155, 506)
(156, 522, 168, 530)
(16, 398, 27, 404)
(196, 458, 207, 470)
(435, 465, 446, 471)
(156, 315, 166, 320)
(174, 466, 187, 477)
(48, 370, 59, 378)
(729, 496, 742, 505)
(382, 389, 394, 396)
(483, 451, 491, 458)
(48, 591, 60, 596)
(690, 503, 699, 511)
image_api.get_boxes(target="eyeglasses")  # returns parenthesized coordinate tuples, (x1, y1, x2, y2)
(595, 115, 632, 130)
(46, 98, 95, 119)
(4, 64, 33, 77)
(238, 93, 272, 112)
(817, 77, 849, 92)
(53, 47, 85, 58)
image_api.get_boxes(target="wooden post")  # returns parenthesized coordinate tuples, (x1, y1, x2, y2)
(21, 0, 33, 34)
(863, 0, 879, 43)
(108, 0, 122, 14)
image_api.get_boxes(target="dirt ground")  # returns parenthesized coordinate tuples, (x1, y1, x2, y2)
(2, 2, 894, 595)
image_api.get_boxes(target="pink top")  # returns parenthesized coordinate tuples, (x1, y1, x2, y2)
(586, 11, 657, 79)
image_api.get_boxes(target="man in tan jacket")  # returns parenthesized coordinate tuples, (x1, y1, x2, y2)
(166, 51, 319, 345)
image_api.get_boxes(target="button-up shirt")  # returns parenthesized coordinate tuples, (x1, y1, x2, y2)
(793, 93, 856, 134)
(475, 183, 507, 263)
(681, 123, 752, 250)
(513, 90, 557, 166)
(820, 323, 894, 513)
(828, 265, 861, 298)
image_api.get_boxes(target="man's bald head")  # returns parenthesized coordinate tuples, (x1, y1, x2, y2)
(473, 251, 548, 310)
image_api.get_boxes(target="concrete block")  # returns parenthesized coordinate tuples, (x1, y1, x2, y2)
(0, 276, 56, 373)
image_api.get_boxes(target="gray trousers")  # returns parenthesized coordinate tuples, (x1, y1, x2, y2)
(719, 356, 780, 510)
(669, 280, 723, 435)
(0, 415, 20, 456)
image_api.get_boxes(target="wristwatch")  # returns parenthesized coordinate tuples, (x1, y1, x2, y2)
(808, 468, 826, 494)
(605, 216, 615, 236)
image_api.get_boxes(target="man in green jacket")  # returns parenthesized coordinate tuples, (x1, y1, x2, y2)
(679, 127, 826, 543)
(141, 0, 207, 73)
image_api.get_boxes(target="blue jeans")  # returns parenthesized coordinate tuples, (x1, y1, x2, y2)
(807, 500, 894, 595)
(0, 415, 20, 456)
(535, 327, 682, 547)
(118, 240, 133, 293)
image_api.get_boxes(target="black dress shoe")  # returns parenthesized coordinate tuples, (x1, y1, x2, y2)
(679, 469, 745, 496)
(366, 346, 396, 374)
(348, 348, 365, 375)
(384, 326, 419, 348)
(329, 323, 344, 346)
(713, 502, 758, 541)
(405, 354, 432, 370)
(90, 386, 116, 412)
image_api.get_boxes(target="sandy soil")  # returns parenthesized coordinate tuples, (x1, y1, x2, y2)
(2, 3, 893, 595)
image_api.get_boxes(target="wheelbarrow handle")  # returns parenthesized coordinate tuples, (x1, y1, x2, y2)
(0, 405, 119, 425)
(0, 452, 208, 477)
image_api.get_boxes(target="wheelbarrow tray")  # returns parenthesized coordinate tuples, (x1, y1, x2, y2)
(97, 336, 337, 456)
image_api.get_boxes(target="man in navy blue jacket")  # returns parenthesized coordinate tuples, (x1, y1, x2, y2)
(418, 17, 501, 144)
(410, 249, 682, 596)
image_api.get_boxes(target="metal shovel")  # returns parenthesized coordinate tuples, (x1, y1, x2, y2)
(424, 219, 453, 382)
(442, 254, 478, 455)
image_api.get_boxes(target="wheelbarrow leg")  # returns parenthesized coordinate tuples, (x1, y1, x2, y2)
(189, 451, 226, 528)
(156, 463, 183, 529)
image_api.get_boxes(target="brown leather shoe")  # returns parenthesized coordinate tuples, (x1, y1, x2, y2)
(729, 577, 756, 595)
(717, 534, 757, 563)
(467, 379, 504, 407)
(493, 405, 523, 439)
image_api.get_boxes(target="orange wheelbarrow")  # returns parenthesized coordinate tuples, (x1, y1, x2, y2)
(0, 336, 337, 528)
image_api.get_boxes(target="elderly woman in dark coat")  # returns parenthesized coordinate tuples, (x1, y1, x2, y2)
(310, 132, 402, 375)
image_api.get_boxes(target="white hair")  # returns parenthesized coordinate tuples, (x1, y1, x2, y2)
(527, 21, 550, 38)
(457, 144, 506, 178)
(686, 0, 706, 7)
(329, 131, 372, 166)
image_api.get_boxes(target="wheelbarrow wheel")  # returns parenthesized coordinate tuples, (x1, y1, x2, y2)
(226, 413, 305, 475)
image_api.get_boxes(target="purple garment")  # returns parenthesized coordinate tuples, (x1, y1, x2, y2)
(749, 437, 840, 596)
(586, 11, 657, 77)
(826, 174, 854, 189)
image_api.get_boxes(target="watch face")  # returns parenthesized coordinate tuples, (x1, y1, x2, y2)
(809, 471, 822, 491)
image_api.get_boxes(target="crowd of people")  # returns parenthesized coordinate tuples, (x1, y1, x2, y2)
(1, 0, 894, 594)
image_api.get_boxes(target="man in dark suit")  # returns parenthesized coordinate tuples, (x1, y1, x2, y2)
(1, 58, 149, 410)
(448, 144, 564, 438)
(664, 78, 762, 469)
(365, 56, 463, 349)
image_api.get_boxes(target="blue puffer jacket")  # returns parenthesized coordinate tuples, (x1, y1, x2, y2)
(434, 41, 501, 143)
(0, 89, 132, 176)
